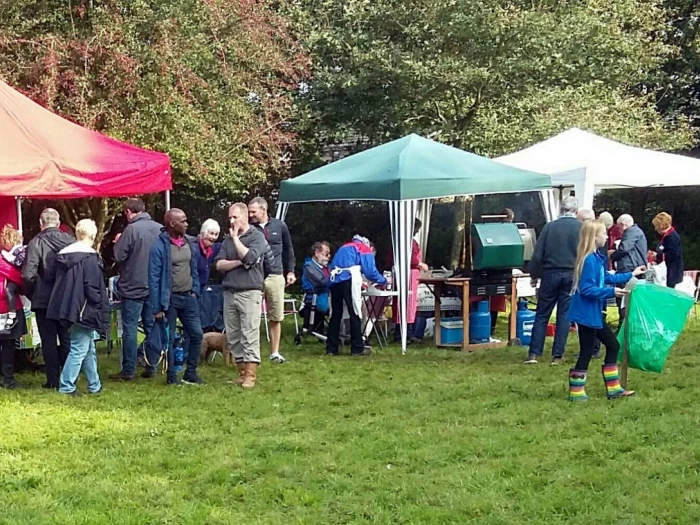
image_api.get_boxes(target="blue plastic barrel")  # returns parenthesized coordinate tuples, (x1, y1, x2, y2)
(469, 301, 491, 343)
(516, 301, 536, 345)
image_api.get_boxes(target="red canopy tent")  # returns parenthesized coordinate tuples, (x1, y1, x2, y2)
(0, 79, 171, 229)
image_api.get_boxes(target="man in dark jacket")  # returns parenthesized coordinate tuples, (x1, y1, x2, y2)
(47, 219, 109, 396)
(147, 208, 203, 386)
(249, 197, 296, 364)
(110, 198, 162, 381)
(611, 214, 648, 321)
(526, 197, 582, 365)
(21, 208, 75, 389)
(216, 203, 268, 389)
(611, 214, 648, 273)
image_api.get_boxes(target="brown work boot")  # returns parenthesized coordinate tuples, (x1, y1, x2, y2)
(108, 372, 135, 381)
(241, 362, 258, 390)
(227, 363, 246, 386)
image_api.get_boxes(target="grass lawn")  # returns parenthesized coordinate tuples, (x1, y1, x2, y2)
(1, 316, 700, 524)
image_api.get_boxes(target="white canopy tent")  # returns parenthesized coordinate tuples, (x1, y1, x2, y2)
(496, 128, 700, 221)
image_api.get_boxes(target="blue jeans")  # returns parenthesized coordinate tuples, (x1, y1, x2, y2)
(180, 297, 205, 363)
(148, 293, 203, 379)
(59, 325, 102, 394)
(528, 270, 573, 358)
(120, 298, 154, 377)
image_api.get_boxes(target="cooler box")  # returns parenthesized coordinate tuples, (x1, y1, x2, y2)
(440, 320, 464, 344)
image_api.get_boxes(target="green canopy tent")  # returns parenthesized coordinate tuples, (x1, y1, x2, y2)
(276, 134, 552, 352)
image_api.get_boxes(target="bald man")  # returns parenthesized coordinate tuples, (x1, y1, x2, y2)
(216, 203, 268, 389)
(146, 208, 204, 386)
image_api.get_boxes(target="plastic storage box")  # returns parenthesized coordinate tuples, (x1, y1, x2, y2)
(440, 320, 464, 344)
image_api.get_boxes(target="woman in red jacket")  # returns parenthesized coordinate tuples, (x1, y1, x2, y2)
(0, 224, 27, 389)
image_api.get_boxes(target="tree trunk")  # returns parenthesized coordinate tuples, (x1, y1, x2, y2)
(58, 197, 121, 250)
(450, 196, 468, 268)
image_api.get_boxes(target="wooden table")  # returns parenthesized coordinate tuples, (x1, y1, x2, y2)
(420, 276, 519, 351)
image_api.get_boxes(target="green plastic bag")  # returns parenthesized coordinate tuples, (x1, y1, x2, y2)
(618, 283, 694, 373)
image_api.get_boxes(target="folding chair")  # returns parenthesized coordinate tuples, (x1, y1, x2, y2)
(261, 298, 300, 342)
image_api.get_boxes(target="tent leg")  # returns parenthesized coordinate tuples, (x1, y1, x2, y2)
(165, 190, 171, 211)
(16, 197, 23, 233)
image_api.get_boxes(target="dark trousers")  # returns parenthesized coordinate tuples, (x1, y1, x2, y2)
(528, 270, 573, 358)
(120, 298, 154, 377)
(615, 296, 626, 332)
(327, 280, 363, 354)
(575, 321, 619, 370)
(5, 282, 18, 313)
(149, 293, 203, 379)
(0, 339, 16, 386)
(35, 309, 71, 388)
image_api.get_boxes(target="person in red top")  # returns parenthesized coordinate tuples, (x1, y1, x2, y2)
(0, 224, 26, 389)
(391, 219, 429, 343)
(598, 212, 622, 269)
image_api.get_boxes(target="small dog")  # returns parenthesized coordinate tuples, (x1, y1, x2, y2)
(199, 332, 233, 366)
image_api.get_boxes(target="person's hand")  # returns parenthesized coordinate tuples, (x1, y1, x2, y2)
(190, 292, 197, 298)
(614, 288, 628, 298)
(230, 224, 240, 238)
(113, 233, 122, 244)
(633, 266, 647, 277)
(286, 272, 296, 286)
(607, 249, 615, 256)
(418, 262, 429, 272)
(154, 312, 165, 320)
(530, 279, 538, 288)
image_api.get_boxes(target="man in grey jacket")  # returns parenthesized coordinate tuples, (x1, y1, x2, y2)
(216, 203, 268, 389)
(611, 214, 648, 321)
(109, 198, 162, 381)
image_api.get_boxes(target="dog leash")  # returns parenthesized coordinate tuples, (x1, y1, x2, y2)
(143, 323, 169, 374)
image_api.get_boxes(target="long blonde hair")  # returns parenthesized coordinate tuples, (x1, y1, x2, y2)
(572, 220, 606, 293)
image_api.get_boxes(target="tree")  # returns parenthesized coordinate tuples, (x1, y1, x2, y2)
(287, 0, 693, 260)
(0, 0, 309, 246)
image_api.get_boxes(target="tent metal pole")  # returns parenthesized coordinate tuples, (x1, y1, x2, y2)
(165, 190, 171, 211)
(16, 197, 23, 233)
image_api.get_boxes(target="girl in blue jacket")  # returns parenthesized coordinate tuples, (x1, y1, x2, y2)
(567, 220, 646, 401)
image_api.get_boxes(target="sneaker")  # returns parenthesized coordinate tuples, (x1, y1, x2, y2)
(269, 353, 286, 364)
(352, 348, 372, 357)
(89, 387, 103, 395)
(108, 372, 135, 382)
(551, 357, 564, 366)
(167, 376, 182, 386)
(182, 374, 205, 386)
(325, 351, 340, 356)
(141, 370, 156, 379)
(523, 354, 538, 364)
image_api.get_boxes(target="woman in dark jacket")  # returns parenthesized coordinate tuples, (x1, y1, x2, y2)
(652, 212, 684, 289)
(47, 219, 109, 396)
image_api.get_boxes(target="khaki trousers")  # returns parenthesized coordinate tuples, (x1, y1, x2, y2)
(223, 289, 263, 364)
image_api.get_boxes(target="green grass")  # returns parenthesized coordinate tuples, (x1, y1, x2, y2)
(2, 317, 700, 524)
